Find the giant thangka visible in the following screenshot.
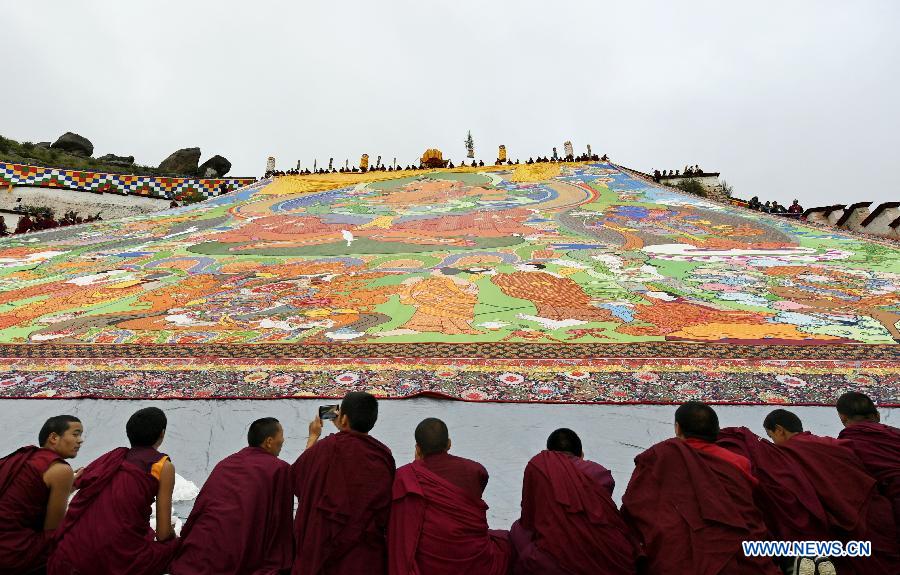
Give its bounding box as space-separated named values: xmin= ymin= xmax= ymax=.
xmin=0 ymin=162 xmax=896 ymax=404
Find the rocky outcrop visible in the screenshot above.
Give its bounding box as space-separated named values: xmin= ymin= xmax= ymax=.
xmin=158 ymin=147 xmax=201 ymax=175
xmin=98 ymin=154 xmax=135 ymax=165
xmin=197 ymin=155 xmax=232 ymax=178
xmin=50 ymin=132 xmax=93 ymax=156
xmin=36 ymin=142 xmax=52 ymax=149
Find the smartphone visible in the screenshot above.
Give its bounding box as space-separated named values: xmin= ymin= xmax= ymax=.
xmin=319 ymin=405 xmax=339 ymax=420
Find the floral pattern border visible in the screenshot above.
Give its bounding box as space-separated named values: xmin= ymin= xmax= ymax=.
xmin=0 ymin=357 xmax=896 ymax=405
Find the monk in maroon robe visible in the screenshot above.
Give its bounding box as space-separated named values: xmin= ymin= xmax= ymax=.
xmin=49 ymin=407 xmax=179 ymax=575
xmin=388 ymin=417 xmax=510 ymax=575
xmin=718 ymin=426 xmax=832 ymax=574
xmin=717 ymin=426 xmax=829 ymax=542
xmin=763 ymin=408 xmax=900 ymax=574
xmin=292 ymin=392 xmax=395 ymax=575
xmin=15 ymin=214 xmax=34 ymax=235
xmin=621 ymin=402 xmax=781 ymax=575
xmin=170 ymin=417 xmax=293 ymax=575
xmin=836 ymin=391 xmax=900 ymax=528
xmin=0 ymin=415 xmax=83 ymax=575
xmin=510 ymin=428 xmax=638 ymax=575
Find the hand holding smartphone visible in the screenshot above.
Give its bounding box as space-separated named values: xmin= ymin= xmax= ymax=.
xmin=319 ymin=405 xmax=339 ymax=421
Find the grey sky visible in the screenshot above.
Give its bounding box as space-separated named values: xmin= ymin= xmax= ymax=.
xmin=3 ymin=0 xmax=898 ymax=206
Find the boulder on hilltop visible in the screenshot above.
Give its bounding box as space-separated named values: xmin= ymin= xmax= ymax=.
xmin=98 ymin=153 xmax=135 ymax=165
xmin=198 ymin=155 xmax=232 ymax=178
xmin=158 ymin=147 xmax=201 ymax=175
xmin=50 ymin=132 xmax=93 ymax=156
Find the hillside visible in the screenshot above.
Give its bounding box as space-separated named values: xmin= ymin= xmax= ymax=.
xmin=0 ymin=134 xmax=187 ymax=177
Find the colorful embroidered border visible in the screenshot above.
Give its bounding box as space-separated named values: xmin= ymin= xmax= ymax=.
xmin=0 ymin=162 xmax=255 ymax=199
xmin=0 ymin=342 xmax=895 ymax=360
xmin=0 ymin=356 xmax=896 ymax=405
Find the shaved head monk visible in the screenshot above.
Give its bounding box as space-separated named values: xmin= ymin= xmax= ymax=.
xmin=621 ymin=402 xmax=781 ymax=574
xmin=292 ymin=391 xmax=395 ymax=575
xmin=510 ymin=428 xmax=638 ymax=575
xmin=763 ymin=408 xmax=900 ymax=574
xmin=835 ymin=392 xmax=900 ymax=529
xmin=388 ymin=418 xmax=510 ymax=575
xmin=170 ymin=417 xmax=293 ymax=575
xmin=49 ymin=407 xmax=179 ymax=575
xmin=0 ymin=415 xmax=83 ymax=575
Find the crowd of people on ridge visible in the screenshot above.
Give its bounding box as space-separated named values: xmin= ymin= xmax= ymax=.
xmin=1 ymin=210 xmax=102 ymax=236
xmin=1 ymin=391 xmax=898 ymax=575
xmin=652 ymin=164 xmax=705 ymax=180
xmin=747 ymin=195 xmax=804 ymax=216
xmin=263 ymin=152 xmax=611 ymax=178
xmin=648 ymin=164 xmax=807 ymax=218
xmin=1 ymin=184 xmax=230 ymax=237
xmin=265 ymin=163 xmax=439 ymax=178
xmin=524 ymin=152 xmax=608 ymax=164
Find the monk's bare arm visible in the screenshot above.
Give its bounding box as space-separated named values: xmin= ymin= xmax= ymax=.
xmin=43 ymin=462 xmax=74 ymax=530
xmin=306 ymin=415 xmax=323 ymax=449
xmin=155 ymin=460 xmax=176 ymax=541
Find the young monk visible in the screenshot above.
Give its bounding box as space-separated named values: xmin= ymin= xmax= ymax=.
xmin=292 ymin=392 xmax=395 ymax=575
xmin=764 ymin=408 xmax=900 ymax=574
xmin=621 ymin=402 xmax=781 ymax=575
xmin=49 ymin=407 xmax=179 ymax=575
xmin=389 ymin=418 xmax=510 ymax=575
xmin=835 ymin=391 xmax=900 ymax=528
xmin=510 ymin=428 xmax=639 ymax=575
xmin=170 ymin=417 xmax=293 ymax=575
xmin=717 ymin=426 xmax=830 ymax=539
xmin=0 ymin=415 xmax=83 ymax=575
xmin=717 ymin=425 xmax=830 ymax=574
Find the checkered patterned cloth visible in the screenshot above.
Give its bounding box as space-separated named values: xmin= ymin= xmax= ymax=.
xmin=0 ymin=162 xmax=255 ymax=199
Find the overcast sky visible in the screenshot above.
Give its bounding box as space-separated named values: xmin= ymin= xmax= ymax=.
xmin=3 ymin=1 xmax=898 ymax=206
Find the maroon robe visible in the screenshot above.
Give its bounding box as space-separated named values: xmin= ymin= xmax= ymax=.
xmin=777 ymin=432 xmax=900 ymax=574
xmin=291 ymin=430 xmax=395 ymax=575
xmin=48 ymin=447 xmax=179 ymax=575
xmin=621 ymin=438 xmax=780 ymax=575
xmin=510 ymin=451 xmax=638 ymax=575
xmin=170 ymin=447 xmax=293 ymax=575
xmin=838 ymin=421 xmax=900 ymax=528
xmin=15 ymin=217 xmax=33 ymax=235
xmin=717 ymin=427 xmax=829 ymax=541
xmin=420 ymin=452 xmax=488 ymax=500
xmin=388 ymin=460 xmax=510 ymax=575
xmin=0 ymin=446 xmax=66 ymax=575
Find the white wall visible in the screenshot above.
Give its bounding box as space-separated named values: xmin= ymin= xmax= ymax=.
xmin=845 ymin=206 xmax=873 ymax=233
xmin=658 ymin=175 xmax=721 ymax=189
xmin=826 ymin=209 xmax=845 ymax=226
xmin=2 ymin=398 xmax=893 ymax=529
xmin=806 ymin=212 xmax=830 ymax=225
xmin=0 ymin=185 xmax=172 ymax=230
xmin=864 ymin=206 xmax=900 ymax=238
